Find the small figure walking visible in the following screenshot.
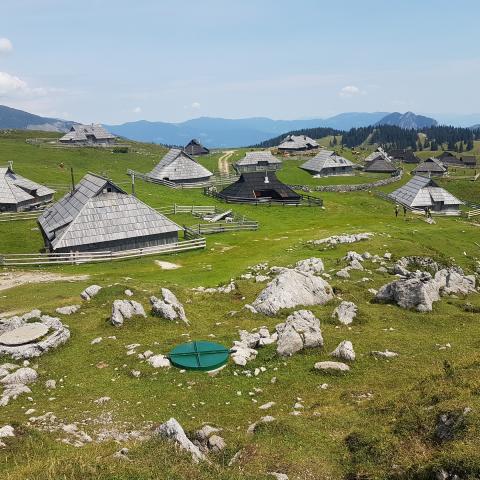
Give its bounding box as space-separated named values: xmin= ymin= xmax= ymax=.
xmin=403 ymin=205 xmax=407 ymax=218
xmin=395 ymin=204 xmax=399 ymax=218
xmin=427 ymin=207 xmax=432 ymax=219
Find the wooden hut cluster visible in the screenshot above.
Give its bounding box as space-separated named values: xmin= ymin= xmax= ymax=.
xmin=59 ymin=124 xmax=116 ymax=145
xmin=0 ymin=165 xmax=55 ymax=212
xmin=38 ymin=173 xmax=182 ymax=253
xmin=388 ymin=149 xmax=420 ymax=164
xmin=389 ymin=175 xmax=462 ymax=215
xmin=301 ymin=150 xmax=357 ymax=177
xmin=277 ymin=134 xmax=318 ymax=152
xmin=435 ymin=151 xmax=477 ymax=168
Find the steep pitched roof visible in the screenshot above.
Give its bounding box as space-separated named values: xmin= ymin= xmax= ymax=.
xmin=389 ymin=175 xmax=462 ymax=208
xmin=0 ymin=166 xmax=55 ymax=206
xmin=38 ymin=173 xmax=125 ymax=242
xmin=460 ymin=155 xmax=477 ymax=165
xmin=278 ymin=135 xmax=318 ymax=150
xmin=364 ymin=156 xmax=397 ymax=173
xmin=59 ymin=124 xmax=115 ymax=142
xmin=301 ymin=150 xmax=355 ymax=174
xmin=364 ymin=147 xmax=392 ymax=164
xmin=184 ymin=139 xmax=209 ymax=155
xmin=149 ymin=148 xmax=213 ymax=182
xmin=235 ymin=151 xmax=282 ymax=167
xmin=218 ymin=171 xmax=300 ymax=201
xmin=413 ymin=158 xmax=446 ymax=174
xmin=50 ymin=192 xmax=182 ymax=251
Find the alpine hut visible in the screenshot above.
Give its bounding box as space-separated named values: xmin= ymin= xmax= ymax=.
xmin=364 ymin=148 xmax=398 ymax=173
xmin=184 ymin=139 xmax=210 ymax=156
xmin=412 ymin=158 xmax=447 ymax=177
xmin=388 ymin=175 xmax=462 ymax=215
xmin=216 ymin=171 xmax=301 ymax=204
xmin=460 ymin=155 xmax=477 ymax=168
xmin=435 ymin=151 xmax=460 ymax=166
xmin=388 ymin=149 xmax=420 ymax=164
xmin=277 ymin=135 xmax=318 ymax=152
xmin=234 ymin=151 xmax=282 ymax=173
xmin=148 ymin=148 xmax=213 ymax=185
xmin=0 ymin=165 xmax=55 ymax=212
xmin=301 ymin=150 xmax=356 ymax=176
xmin=59 ymin=124 xmax=116 ymax=145
xmin=38 ymin=173 xmax=182 ymax=253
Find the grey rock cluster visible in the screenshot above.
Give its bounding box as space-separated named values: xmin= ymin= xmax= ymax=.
xmin=0 ymin=310 xmax=70 ymax=359
xmin=230 ymin=326 xmax=277 ymax=366
xmin=111 ymin=300 xmax=146 ymax=327
xmin=0 ymin=365 xmax=38 ymax=407
xmin=150 ymin=288 xmax=188 ymax=325
xmin=193 ymin=280 xmax=236 ymax=294
xmin=294 ymin=257 xmax=324 ymax=274
xmin=80 ymin=285 xmax=102 ymax=301
xmin=193 ymin=424 xmax=226 ymax=454
xmin=310 ymin=232 xmax=373 ymax=246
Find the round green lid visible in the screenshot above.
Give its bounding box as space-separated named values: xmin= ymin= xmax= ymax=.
xmin=168 ymin=341 xmax=229 ymax=371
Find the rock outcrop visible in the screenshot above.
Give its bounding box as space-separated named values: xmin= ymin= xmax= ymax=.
xmin=294 ymin=257 xmax=324 ymax=275
xmin=110 ymin=300 xmax=146 ymax=327
xmin=252 ymin=269 xmax=333 ymax=316
xmin=276 ymin=310 xmax=323 ymax=357
xmin=151 ymin=288 xmax=188 ymax=325
xmin=332 ymin=301 xmax=358 ymax=325
xmin=331 ymin=340 xmax=355 ymax=361
xmin=314 ymin=361 xmax=350 ymax=373
xmin=310 ymin=233 xmax=373 ymax=246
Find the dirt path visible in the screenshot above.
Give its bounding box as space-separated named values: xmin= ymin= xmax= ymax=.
xmin=0 ymin=271 xmax=90 ymax=292
xmin=218 ymin=150 xmax=234 ymax=175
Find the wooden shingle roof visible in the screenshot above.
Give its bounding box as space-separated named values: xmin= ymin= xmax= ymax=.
xmin=278 ymin=135 xmax=318 ymax=150
xmin=149 ymin=148 xmax=213 ymax=182
xmin=59 ymin=124 xmax=115 ymax=142
xmin=413 ymin=158 xmax=446 ymax=174
xmin=235 ymin=151 xmax=282 ymax=167
xmin=184 ymin=139 xmax=210 ymax=156
xmin=301 ymin=150 xmax=355 ymax=174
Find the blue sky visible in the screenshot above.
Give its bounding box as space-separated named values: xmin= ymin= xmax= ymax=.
xmin=0 ymin=0 xmax=479 ymax=124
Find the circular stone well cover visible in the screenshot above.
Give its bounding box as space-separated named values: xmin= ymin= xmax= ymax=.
xmin=0 ymin=323 xmax=49 ymax=346
xmin=169 ymin=341 xmax=229 ymax=371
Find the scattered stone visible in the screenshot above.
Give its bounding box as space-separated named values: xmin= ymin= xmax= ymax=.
xmin=350 ymin=259 xmax=364 ymax=271
xmin=131 ymin=370 xmax=141 ymax=378
xmin=332 ymin=301 xmax=358 ymax=325
xmin=155 ymin=260 xmax=181 ymax=270
xmin=193 ymin=280 xmax=236 ymax=294
xmin=147 ymin=354 xmax=171 ymax=368
xmin=155 ymin=418 xmax=205 ymax=463
xmin=268 ymin=473 xmax=289 ymax=480
xmin=276 ymin=310 xmax=323 ymax=357
xmin=207 ymin=434 xmax=226 ymax=453
xmin=252 ymin=269 xmax=333 ymax=316
xmin=45 ymin=379 xmax=56 ymax=390
xmin=93 ymin=396 xmax=111 ymax=405
xmin=230 ymin=342 xmax=257 ymax=366
xmin=0 ymin=383 xmax=31 ymax=407
xmin=110 ymin=300 xmax=146 ymax=327
xmin=113 ymin=447 xmax=131 ymax=461
xmin=81 ymin=285 xmax=102 ymax=301
xmin=371 ymin=350 xmax=398 ymax=359
xmin=314 ymin=361 xmax=350 ymax=374
xmin=259 ymin=401 xmax=276 ymax=410
xmin=336 ymin=268 xmax=350 ymax=279
xmin=0 ymin=425 xmax=14 ymax=438
xmin=124 ymin=289 xmax=133 ymax=297
xmin=311 ymin=232 xmax=373 ymax=246
xmin=331 ymin=340 xmax=355 ymax=361
xmin=255 ymin=275 xmax=270 ymax=283
xmin=151 ymin=288 xmax=188 ymax=325
xmin=1 ymin=367 xmax=38 ymax=386
xmin=247 ymin=415 xmax=275 ymax=434
xmin=55 ymin=305 xmax=80 ymax=315
xmin=294 ymin=257 xmax=324 ymax=275
xmin=91 ymin=337 xmax=102 ymax=345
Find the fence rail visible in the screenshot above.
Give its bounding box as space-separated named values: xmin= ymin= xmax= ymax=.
xmin=0 ymin=237 xmax=206 ymax=266
xmin=467 ymin=209 xmax=480 ymax=218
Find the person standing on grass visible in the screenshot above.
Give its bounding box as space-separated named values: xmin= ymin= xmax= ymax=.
xmin=395 ymin=204 xmax=400 ymax=217
xmin=403 ymin=205 xmax=407 ymax=218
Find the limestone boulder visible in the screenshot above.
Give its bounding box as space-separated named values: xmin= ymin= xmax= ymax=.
xmin=111 ymin=300 xmax=146 ymax=327
xmin=331 ymin=340 xmax=355 ymax=361
xmin=332 ymin=301 xmax=358 ymax=325
xmin=294 ymin=257 xmax=324 ymax=275
xmin=81 ymin=285 xmax=102 ymax=301
xmin=151 ymin=289 xmax=188 ymax=325
xmin=314 ymin=361 xmax=350 ymax=373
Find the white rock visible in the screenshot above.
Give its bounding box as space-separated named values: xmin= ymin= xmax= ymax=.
xmin=111 ymin=300 xmax=146 ymax=327
xmin=295 ymin=257 xmax=324 ymax=275
xmin=314 ymin=361 xmax=350 ymax=373
xmin=124 ymin=289 xmax=133 ymax=297
xmin=45 ymin=379 xmax=56 ymax=390
xmin=81 ymin=285 xmax=102 ymax=301
xmin=332 ymin=301 xmax=358 ymax=325
xmin=151 ymin=289 xmax=188 ymax=325
xmin=268 ymin=472 xmax=289 ymax=480
xmin=336 ymin=269 xmax=350 ymax=279
xmin=91 ymin=337 xmax=102 ymax=345
xmin=147 ymin=354 xmax=171 ymax=368
xmin=331 ymin=340 xmax=355 ymax=361
xmin=1 ymin=367 xmax=38 ymax=386
xmin=311 ymin=233 xmax=373 ymax=246
xmin=371 ymin=350 xmax=398 ymax=359
xmin=155 ymin=418 xmax=205 ymax=463
xmin=94 ymin=396 xmax=111 ymax=404
xmin=55 ymin=305 xmax=80 ymax=315
xmin=246 ymin=415 xmax=275 ymax=434
xmin=252 ymin=269 xmax=333 ymax=316
xmin=0 ymin=425 xmax=14 ymax=438
xmin=259 ymin=401 xmax=276 ymax=410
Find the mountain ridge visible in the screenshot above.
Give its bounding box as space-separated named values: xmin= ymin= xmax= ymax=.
xmin=0 ymin=105 xmax=75 ymax=132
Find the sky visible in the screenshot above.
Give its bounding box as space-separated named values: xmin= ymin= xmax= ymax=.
xmin=1 ymin=0 xmax=479 ymax=124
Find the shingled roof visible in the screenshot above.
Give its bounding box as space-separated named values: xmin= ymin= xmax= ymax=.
xmin=389 ymin=175 xmax=462 ymax=209
xmin=59 ymin=124 xmax=115 ymax=143
xmin=413 ymin=158 xmax=447 ymax=175
xmin=184 ymin=139 xmax=210 ymax=156
xmin=364 ymin=147 xmax=392 ymax=164
xmin=235 ymin=151 xmax=282 ymax=170
xmin=364 ymin=156 xmax=398 ymax=173
xmin=218 ymin=171 xmax=301 ymax=202
xmin=301 ymin=150 xmax=356 ymax=174
xmin=0 ymin=166 xmax=55 ymax=209
xmin=278 ymin=135 xmax=318 ymax=151
xmin=38 ymin=173 xmax=182 ymax=251
xmin=149 ymin=148 xmax=213 ymax=183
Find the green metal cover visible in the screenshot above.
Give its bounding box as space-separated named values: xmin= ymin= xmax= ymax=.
xmin=168 ymin=341 xmax=229 ymax=371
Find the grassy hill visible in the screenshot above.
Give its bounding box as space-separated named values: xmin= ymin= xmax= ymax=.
xmin=1 ymin=131 xmax=480 ymax=480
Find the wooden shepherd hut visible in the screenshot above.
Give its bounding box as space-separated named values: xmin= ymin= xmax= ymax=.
xmin=413 ymin=158 xmax=447 ymax=177
xmin=234 ymin=151 xmax=282 ymax=173
xmin=184 ymin=139 xmax=210 ymax=156
xmin=0 ymin=165 xmax=55 ymax=212
xmin=38 ymin=173 xmax=182 ymax=253
xmin=301 ymin=150 xmax=357 ymax=176
xmin=277 ymin=135 xmax=318 ymax=152
xmin=59 ymin=124 xmax=116 ymax=145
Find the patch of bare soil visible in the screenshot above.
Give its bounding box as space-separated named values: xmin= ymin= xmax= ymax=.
xmin=0 ymin=271 xmax=90 ymax=292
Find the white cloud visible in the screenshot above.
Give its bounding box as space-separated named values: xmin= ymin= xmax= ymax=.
xmin=132 ymin=106 xmax=142 ymax=113
xmin=0 ymin=71 xmax=48 ymax=98
xmin=0 ymin=38 xmax=13 ymax=54
xmin=191 ymin=101 xmax=201 ymax=109
xmin=339 ymin=85 xmax=365 ymax=97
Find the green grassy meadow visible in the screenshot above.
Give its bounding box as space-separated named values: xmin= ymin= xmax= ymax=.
xmin=0 ymin=132 xmax=480 ymax=479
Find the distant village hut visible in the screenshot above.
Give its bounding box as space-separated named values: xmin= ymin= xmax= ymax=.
xmin=460 ymin=155 xmax=477 ymax=168
xmin=300 ymin=150 xmax=357 ymax=176
xmin=234 ymin=151 xmax=282 ymax=173
xmin=277 ymin=135 xmax=318 ymax=152
xmin=413 ymin=158 xmax=447 ymax=177
xmin=217 ymin=171 xmax=301 ymax=204
xmin=148 ymin=148 xmax=213 ymax=185
xmin=364 ymin=148 xmax=398 ymax=174
xmin=435 ymin=151 xmax=460 ymax=166
xmin=388 ymin=149 xmax=420 ymax=164
xmin=388 ymin=175 xmax=463 ymax=215
xmin=38 ymin=173 xmax=182 ymax=253
xmin=0 ymin=165 xmax=55 ymax=212
xmin=59 ymin=124 xmax=116 ymax=146
xmin=184 ymin=139 xmax=210 ymax=156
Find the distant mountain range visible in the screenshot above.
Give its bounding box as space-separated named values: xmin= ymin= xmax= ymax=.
xmin=0 ymin=105 xmax=75 ymax=132
xmin=375 ymin=111 xmax=437 ymax=129
xmin=0 ymin=104 xmax=477 ymax=147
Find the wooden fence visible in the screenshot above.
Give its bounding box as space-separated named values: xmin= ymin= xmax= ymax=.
xmin=467 ymin=208 xmax=480 ymax=218
xmin=0 ymin=237 xmax=206 ymax=267
xmin=128 ymin=170 xmax=239 ymax=190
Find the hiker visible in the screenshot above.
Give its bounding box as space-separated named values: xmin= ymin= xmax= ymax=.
xmin=395 ymin=204 xmax=399 ymax=217
xmin=403 ymin=206 xmax=407 ymax=217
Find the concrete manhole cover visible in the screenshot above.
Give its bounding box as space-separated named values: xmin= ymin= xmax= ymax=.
xmin=0 ymin=323 xmax=49 ymax=346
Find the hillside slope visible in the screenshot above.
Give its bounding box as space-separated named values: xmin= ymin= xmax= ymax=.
xmin=376 ymin=111 xmax=437 ymax=129
xmin=0 ymin=105 xmax=75 ymax=132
